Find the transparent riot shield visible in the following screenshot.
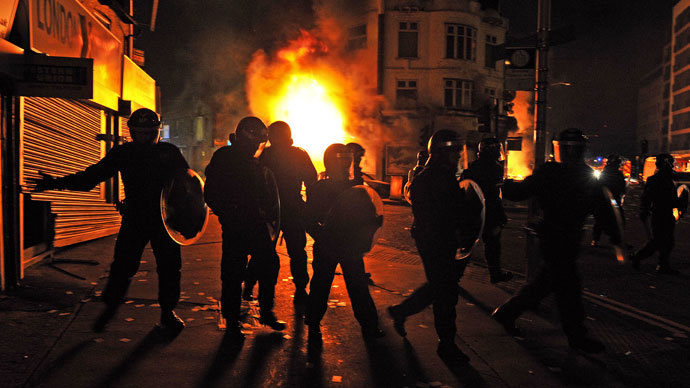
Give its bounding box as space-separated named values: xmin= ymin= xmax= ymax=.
xmin=322 ymin=185 xmax=384 ymax=255
xmin=160 ymin=169 xmax=209 ymax=245
xmin=457 ymin=179 xmax=486 ymax=260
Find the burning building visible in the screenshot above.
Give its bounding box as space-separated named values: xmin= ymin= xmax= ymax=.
xmin=243 ymin=0 xmax=510 ymax=182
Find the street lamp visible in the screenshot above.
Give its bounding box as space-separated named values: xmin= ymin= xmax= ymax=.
xmin=551 ymin=81 xmax=571 ymax=86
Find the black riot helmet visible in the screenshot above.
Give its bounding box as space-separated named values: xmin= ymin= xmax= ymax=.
xmin=323 ymin=143 xmax=353 ymax=180
xmin=605 ymin=153 xmax=622 ymax=170
xmin=267 ymin=121 xmax=293 ymax=147
xmin=553 ymin=128 xmax=587 ymax=164
xmin=655 ymin=153 xmax=675 ymax=172
xmin=231 ymin=116 xmax=268 ymax=151
xmin=346 ymin=142 xmax=365 ymax=162
xmin=478 ymin=136 xmax=503 ymax=161
xmin=427 ymin=129 xmax=462 ymax=172
xmin=128 ymin=108 xmax=161 ymax=145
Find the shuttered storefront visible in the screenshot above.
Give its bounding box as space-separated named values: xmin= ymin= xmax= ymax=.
xmin=23 ymin=97 xmax=121 ymax=248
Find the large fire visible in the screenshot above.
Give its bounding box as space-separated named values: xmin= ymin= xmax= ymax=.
xmin=246 ymin=31 xmax=353 ymax=171
xmin=506 ymin=91 xmax=534 ymax=180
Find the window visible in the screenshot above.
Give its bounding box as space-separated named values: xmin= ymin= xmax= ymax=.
xmin=161 ymin=124 xmax=170 ymax=139
xmin=396 ymin=80 xmax=418 ymax=109
xmin=485 ymin=87 xmax=496 ymax=97
xmin=485 ymin=34 xmax=498 ymax=68
xmin=446 ymin=24 xmax=476 ymax=60
xmin=398 ymin=22 xmax=418 ymax=58
xmin=444 ymin=79 xmax=473 ymax=109
xmin=347 ymin=24 xmax=367 ymax=51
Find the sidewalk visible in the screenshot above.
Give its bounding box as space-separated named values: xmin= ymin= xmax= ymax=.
xmin=2 ymin=215 xmax=624 ymax=388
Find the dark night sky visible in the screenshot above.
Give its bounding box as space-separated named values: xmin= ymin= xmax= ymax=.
xmin=137 ymin=0 xmax=677 ymax=157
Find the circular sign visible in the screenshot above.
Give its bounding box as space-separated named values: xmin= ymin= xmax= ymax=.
xmin=511 ymin=49 xmax=531 ymax=67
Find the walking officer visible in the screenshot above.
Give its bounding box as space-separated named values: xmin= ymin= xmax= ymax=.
xmin=387 ymin=129 xmax=472 ymax=363
xmin=33 ymin=108 xmax=188 ymax=333
xmin=244 ymin=121 xmax=317 ymax=303
xmin=591 ymin=153 xmax=627 ymax=246
xmin=491 ymin=128 xmax=617 ymax=354
xmin=204 ymin=117 xmax=286 ymax=341
xmin=630 ymin=153 xmax=680 ymax=274
xmin=305 ymin=143 xmax=384 ymax=344
xmin=460 ymin=136 xmax=513 ymax=283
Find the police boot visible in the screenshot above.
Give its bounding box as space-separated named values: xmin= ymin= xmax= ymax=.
xmin=491 ymin=304 xmax=522 ymax=337
xmin=259 ymin=312 xmax=287 ymax=331
xmin=568 ymin=333 xmax=605 ymax=354
xmin=387 ymin=305 xmax=407 ymax=337
xmin=159 ymin=309 xmax=185 ymax=333
xmin=92 ymin=305 xmax=118 ymax=333
xmin=490 ymin=270 xmax=514 ymax=284
xmin=436 ymin=341 xmax=470 ymax=363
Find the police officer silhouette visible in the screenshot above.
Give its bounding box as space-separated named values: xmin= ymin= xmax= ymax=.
xmin=204 ymin=117 xmax=286 ymax=341
xmin=591 ymin=153 xmax=627 ymax=246
xmin=34 ymin=108 xmax=189 ymax=333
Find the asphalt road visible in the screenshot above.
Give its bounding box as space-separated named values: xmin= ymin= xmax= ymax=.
xmin=376 ymin=184 xmax=690 ymax=387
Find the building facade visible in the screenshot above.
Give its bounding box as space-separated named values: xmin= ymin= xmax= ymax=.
xmin=340 ymin=0 xmax=508 ymax=176
xmin=637 ymin=65 xmax=665 ymax=156
xmin=670 ymin=0 xmax=690 ymax=156
xmin=1 ymin=0 xmax=159 ymax=289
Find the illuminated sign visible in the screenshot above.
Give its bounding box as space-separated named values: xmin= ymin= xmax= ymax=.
xmin=8 ymin=53 xmax=94 ymax=98
xmin=0 ymin=0 xmax=19 ymax=39
xmin=122 ymin=56 xmax=155 ymax=111
xmin=29 ymin=0 xmax=122 ymax=109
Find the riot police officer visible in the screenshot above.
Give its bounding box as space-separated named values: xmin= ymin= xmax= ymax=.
xmin=491 ymin=128 xmax=616 ymax=354
xmin=591 ymin=153 xmax=627 ymax=246
xmin=204 ymin=117 xmax=286 ymax=340
xmin=387 ymin=129 xmax=471 ymax=363
xmin=631 ymin=153 xmax=679 ymax=274
xmin=408 ymin=150 xmax=428 ymax=184
xmin=33 ymin=108 xmax=188 ymax=333
xmin=245 ymin=121 xmax=317 ymax=303
xmin=305 ymin=143 xmax=384 ymax=343
xmin=460 ymin=137 xmax=513 ymax=283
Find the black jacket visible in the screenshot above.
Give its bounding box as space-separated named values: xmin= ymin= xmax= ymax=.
xmin=641 ymin=171 xmax=678 ymax=220
xmin=260 ymin=145 xmax=317 ymax=219
xmin=54 ymin=141 xmax=188 ymax=214
xmin=461 ymin=157 xmax=507 ymax=228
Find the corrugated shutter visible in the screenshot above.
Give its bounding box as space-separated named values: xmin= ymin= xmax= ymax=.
xmin=23 ymin=97 xmax=121 ymax=247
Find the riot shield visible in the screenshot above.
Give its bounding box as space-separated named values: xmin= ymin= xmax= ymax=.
xmin=600 ymin=186 xmax=626 ymax=262
xmin=321 ymin=185 xmax=384 ymax=255
xmin=403 ymin=181 xmax=412 ymax=204
xmin=261 ymin=167 xmax=281 ymax=246
xmin=677 ymin=184 xmax=688 ymax=221
xmin=160 ymin=169 xmax=209 ymax=245
xmin=457 ymin=179 xmax=486 ymax=260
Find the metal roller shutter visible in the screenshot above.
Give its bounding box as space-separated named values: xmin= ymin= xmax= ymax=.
xmin=23 ymin=97 xmax=121 ymax=247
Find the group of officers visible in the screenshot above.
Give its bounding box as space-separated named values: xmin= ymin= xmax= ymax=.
xmin=32 ymin=107 xmax=683 ymax=365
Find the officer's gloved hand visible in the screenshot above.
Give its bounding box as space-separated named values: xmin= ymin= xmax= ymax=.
xmin=33 ymin=172 xmax=57 ymax=192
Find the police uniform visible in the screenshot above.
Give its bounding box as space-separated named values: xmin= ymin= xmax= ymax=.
xmin=592 ymin=164 xmax=626 ymax=244
xmin=493 ymin=161 xmax=610 ymax=349
xmin=632 ymin=168 xmax=678 ymax=272
xmin=259 ymin=145 xmax=317 ymax=293
xmin=461 ymin=156 xmax=509 ymax=280
xmin=51 ymin=141 xmax=188 ymax=312
xmin=304 ymin=177 xmax=381 ymax=337
xmin=391 ymin=159 xmax=469 ymax=346
xmin=204 ymin=144 xmax=280 ymax=325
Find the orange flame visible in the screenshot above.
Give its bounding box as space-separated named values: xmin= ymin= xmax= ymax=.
xmin=506 ymin=91 xmax=534 ymax=180
xmin=246 ymin=31 xmax=351 ymax=171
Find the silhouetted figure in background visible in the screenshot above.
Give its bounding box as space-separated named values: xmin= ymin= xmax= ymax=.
xmin=591 ymin=153 xmax=627 ymax=246
xmin=305 ymin=144 xmax=384 ymax=344
xmin=346 ymin=142 xmax=367 ymax=185
xmin=491 ymin=128 xmax=616 ymax=354
xmin=242 ymin=121 xmax=317 ymax=303
xmin=387 ymin=129 xmax=472 ymax=363
xmin=204 ymin=117 xmax=286 ymax=341
xmin=461 ymin=137 xmax=513 ymax=284
xmin=631 ymin=153 xmax=679 ymax=275
xmin=408 ymin=150 xmax=429 ymax=183
xmin=34 ymin=108 xmax=188 ymax=334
